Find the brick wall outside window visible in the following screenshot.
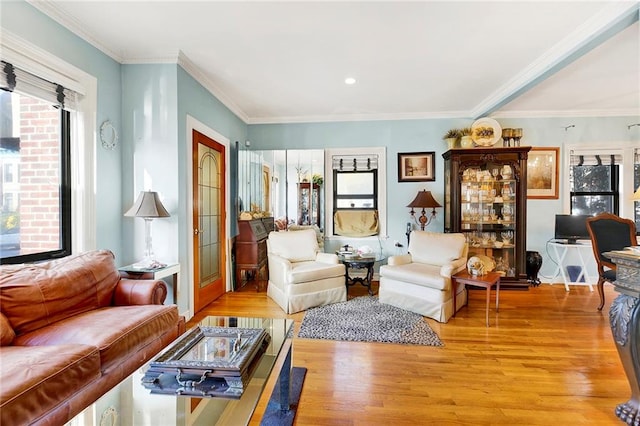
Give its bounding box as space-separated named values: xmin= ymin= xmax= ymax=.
xmin=18 ymin=96 xmax=61 ymax=252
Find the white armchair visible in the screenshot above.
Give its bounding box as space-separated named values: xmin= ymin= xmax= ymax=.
xmin=267 ymin=229 xmax=347 ymax=314
xmin=379 ymin=231 xmax=468 ymax=323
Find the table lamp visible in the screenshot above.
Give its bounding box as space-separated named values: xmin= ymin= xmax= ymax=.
xmin=407 ymin=190 xmax=441 ymax=231
xmin=125 ymin=191 xmax=170 ymax=268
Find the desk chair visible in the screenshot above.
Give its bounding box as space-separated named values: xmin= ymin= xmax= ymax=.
xmin=586 ymin=213 xmax=637 ymax=310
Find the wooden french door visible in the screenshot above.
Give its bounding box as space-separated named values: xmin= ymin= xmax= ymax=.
xmin=192 ymin=130 xmax=226 ymax=313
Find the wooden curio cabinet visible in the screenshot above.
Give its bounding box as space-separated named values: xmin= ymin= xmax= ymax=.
xmin=297 ymin=183 xmax=320 ymax=227
xmin=443 ymin=147 xmax=531 ymax=287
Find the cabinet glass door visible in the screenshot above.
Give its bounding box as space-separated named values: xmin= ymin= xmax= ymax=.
xmin=460 ymin=162 xmax=517 ymax=278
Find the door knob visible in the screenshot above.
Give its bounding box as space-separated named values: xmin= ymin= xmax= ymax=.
xmin=194 ymin=228 xmax=199 ymax=235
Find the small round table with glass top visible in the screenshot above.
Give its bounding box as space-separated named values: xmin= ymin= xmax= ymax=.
xmin=337 ymin=254 xmax=385 ymax=296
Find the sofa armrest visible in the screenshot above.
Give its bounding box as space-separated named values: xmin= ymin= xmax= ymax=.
xmin=113 ymin=278 xmax=167 ymax=306
xmin=316 ymin=252 xmax=339 ymax=264
xmin=387 ymin=254 xmax=412 ymax=266
xmin=440 ymin=256 xmax=468 ymax=278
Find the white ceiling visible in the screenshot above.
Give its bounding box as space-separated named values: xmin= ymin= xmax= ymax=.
xmin=28 ymin=0 xmax=640 ymax=124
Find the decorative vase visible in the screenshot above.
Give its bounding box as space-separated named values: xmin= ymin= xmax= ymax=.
xmin=460 ymin=135 xmax=474 ymax=148
xmin=526 ymin=251 xmax=543 ymax=286
xmin=445 ymin=138 xmax=457 ymax=150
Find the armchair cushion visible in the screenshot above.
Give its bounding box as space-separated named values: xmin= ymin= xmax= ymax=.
xmin=380 ymin=263 xmax=448 ymax=290
xmin=409 ymin=231 xmax=466 ymax=266
xmin=268 ymin=229 xmax=318 ymax=262
xmin=288 ymin=261 xmax=346 ymax=284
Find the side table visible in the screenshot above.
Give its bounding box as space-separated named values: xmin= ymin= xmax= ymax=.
xmin=452 ymin=271 xmax=501 ymax=327
xmin=119 ymin=263 xmax=180 ymax=305
xmin=337 ymin=254 xmax=385 ymax=296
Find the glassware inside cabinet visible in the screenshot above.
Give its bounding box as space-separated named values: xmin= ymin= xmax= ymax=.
xmin=461 ymin=162 xmax=518 ymax=277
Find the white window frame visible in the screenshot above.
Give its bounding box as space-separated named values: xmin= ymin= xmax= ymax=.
xmin=324 ymin=147 xmax=387 ymax=239
xmin=564 ymin=142 xmax=636 ymax=219
xmin=1 ymin=30 xmax=98 ymax=254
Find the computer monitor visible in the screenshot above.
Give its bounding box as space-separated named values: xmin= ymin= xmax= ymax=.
xmin=554 ymin=214 xmax=592 ymax=244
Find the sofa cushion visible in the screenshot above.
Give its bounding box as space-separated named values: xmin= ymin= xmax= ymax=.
xmin=13 ymin=305 xmax=179 ymax=375
xmin=380 ymin=263 xmax=449 ymax=290
xmin=0 ymin=250 xmax=121 ymax=336
xmin=268 ymin=229 xmax=319 ymax=262
xmin=287 ymin=261 xmax=346 ymax=284
xmin=0 ymin=313 xmax=15 ymax=346
xmin=409 ymin=231 xmax=466 ymax=266
xmin=0 ymin=344 xmax=101 ymax=426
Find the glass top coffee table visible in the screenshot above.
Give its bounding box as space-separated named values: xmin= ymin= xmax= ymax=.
xmin=337 ymin=254 xmax=386 ymax=295
xmin=68 ymin=316 xmax=294 ymax=426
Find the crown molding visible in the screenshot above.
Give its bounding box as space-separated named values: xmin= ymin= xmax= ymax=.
xmin=493 ymin=108 xmax=640 ymax=119
xmin=26 ymin=0 xmax=124 ymax=62
xmin=176 ymin=52 xmax=249 ymax=123
xmin=246 ymin=110 xmax=471 ymax=125
xmin=470 ymin=1 xmax=640 ymax=119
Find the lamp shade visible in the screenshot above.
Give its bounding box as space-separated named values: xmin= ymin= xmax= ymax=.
xmin=633 ymin=187 xmax=640 ymax=201
xmin=407 ymin=190 xmax=442 ymax=208
xmin=125 ymin=191 xmax=170 ymax=218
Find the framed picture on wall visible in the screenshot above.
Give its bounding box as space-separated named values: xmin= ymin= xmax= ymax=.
xmin=527 ymin=147 xmax=560 ymax=199
xmin=398 ymin=152 xmax=435 ymax=182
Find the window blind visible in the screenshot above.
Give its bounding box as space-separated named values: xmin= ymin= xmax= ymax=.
xmin=1 ymin=61 xmax=79 ymax=110
xmin=569 ymin=149 xmax=623 ymax=167
xmin=332 ymin=154 xmax=379 ymax=171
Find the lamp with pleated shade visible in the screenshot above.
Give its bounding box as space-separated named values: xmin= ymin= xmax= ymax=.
xmin=125 ymin=191 xmax=170 ymax=268
xmin=407 ymin=190 xmax=442 ymax=231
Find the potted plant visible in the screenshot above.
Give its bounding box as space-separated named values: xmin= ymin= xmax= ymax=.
xmin=312 ymin=174 xmax=324 ymax=186
xmin=460 ymin=127 xmax=474 ymax=148
xmin=442 ymin=129 xmax=460 ymax=150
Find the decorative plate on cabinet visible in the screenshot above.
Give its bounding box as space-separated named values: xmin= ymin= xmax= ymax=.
xmin=471 ymin=117 xmax=502 ymax=147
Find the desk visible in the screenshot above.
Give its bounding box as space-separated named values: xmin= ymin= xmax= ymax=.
xmin=548 ymin=241 xmax=596 ymax=291
xmin=119 ymin=263 xmax=180 ymax=305
xmin=338 ymin=254 xmax=385 ymax=296
xmin=452 ymin=271 xmax=501 ymax=327
xmin=604 ymin=250 xmax=640 ymax=426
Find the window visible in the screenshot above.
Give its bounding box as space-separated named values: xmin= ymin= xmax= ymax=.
xmin=570 ymin=155 xmax=620 ymax=216
xmin=567 ymin=146 xmax=638 ymax=235
xmin=1 ymin=62 xmax=73 ymax=263
xmin=325 ymin=147 xmax=387 ymax=238
xmin=334 ymin=170 xmax=378 ymax=210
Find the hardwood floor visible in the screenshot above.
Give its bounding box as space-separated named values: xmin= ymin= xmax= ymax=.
xmin=188 ymin=282 xmax=628 ymax=425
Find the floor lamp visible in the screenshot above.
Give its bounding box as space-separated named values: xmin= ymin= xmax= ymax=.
xmin=125 ymin=191 xmax=170 ymax=269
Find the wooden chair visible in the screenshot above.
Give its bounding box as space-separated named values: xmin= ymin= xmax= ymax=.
xmin=586 ymin=213 xmax=637 ymax=310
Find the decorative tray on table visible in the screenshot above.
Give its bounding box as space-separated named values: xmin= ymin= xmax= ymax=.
xmin=141 ymin=326 xmax=271 ymax=399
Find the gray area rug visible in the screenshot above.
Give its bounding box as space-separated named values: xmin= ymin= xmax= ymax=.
xmin=297 ymin=296 xmax=443 ymax=346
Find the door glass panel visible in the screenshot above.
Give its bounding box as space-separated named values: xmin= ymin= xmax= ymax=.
xmin=198 ymin=144 xmax=221 ymax=289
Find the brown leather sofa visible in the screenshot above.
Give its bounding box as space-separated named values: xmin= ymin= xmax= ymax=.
xmin=0 ymin=250 xmax=186 ymax=426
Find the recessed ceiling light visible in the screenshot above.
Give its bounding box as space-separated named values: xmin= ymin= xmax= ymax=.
xmin=344 ymin=77 xmax=356 ymax=85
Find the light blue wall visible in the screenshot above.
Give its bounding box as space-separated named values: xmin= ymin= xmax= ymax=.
xmin=121 ymin=64 xmax=179 ymax=268
xmin=176 ymin=66 xmax=247 ymax=240
xmin=248 ymin=116 xmax=640 ymax=278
